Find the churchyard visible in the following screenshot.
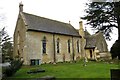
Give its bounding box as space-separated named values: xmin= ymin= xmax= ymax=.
xmin=8 ymin=60 xmax=118 ymax=79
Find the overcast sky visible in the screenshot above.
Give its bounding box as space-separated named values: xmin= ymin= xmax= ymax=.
xmin=0 ymin=0 xmax=118 ymax=50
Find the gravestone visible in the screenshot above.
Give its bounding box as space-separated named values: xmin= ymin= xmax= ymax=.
xmin=111 ymin=69 xmax=120 ymax=80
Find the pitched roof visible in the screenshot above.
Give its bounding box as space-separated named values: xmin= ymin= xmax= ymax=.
xmin=94 ymin=32 xmax=108 ymax=52
xmin=22 ymin=12 xmax=80 ymax=37
xmin=84 ymin=30 xmax=91 ymax=37
xmin=85 ymin=36 xmax=96 ymax=49
xmin=84 ymin=30 xmax=95 ymax=49
xmin=85 ymin=31 xmax=108 ymax=51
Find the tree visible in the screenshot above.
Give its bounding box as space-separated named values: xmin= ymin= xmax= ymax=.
xmin=2 ymin=41 xmax=13 ymax=62
xmin=0 ymin=27 xmax=13 ymax=63
xmin=81 ymin=1 xmax=120 ymax=59
xmin=110 ymin=40 xmax=120 ymax=59
xmin=0 ymin=29 xmax=23 ymax=79
xmin=82 ymin=2 xmax=120 ymax=40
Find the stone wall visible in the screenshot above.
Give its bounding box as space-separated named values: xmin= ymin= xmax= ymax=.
xmin=14 ymin=14 xmax=83 ymax=65
xmin=24 ymin=31 xmax=82 ymax=65
xmin=13 ymin=13 xmax=27 ymax=61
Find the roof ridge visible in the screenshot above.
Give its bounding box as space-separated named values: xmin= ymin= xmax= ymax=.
xmin=22 ymin=12 xmax=80 ymax=37
xmin=22 ymin=12 xmax=70 ymax=25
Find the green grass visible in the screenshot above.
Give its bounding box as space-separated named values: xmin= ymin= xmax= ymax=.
xmin=9 ymin=61 xmax=118 ymax=78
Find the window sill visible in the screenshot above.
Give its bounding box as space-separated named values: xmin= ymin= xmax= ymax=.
xmin=42 ymin=53 xmax=47 ymax=55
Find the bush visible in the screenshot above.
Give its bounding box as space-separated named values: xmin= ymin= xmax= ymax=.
xmin=110 ymin=40 xmax=120 ymax=60
xmin=3 ymin=59 xmax=23 ymax=77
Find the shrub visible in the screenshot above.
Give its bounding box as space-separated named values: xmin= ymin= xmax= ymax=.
xmin=3 ymin=59 xmax=23 ymax=77
xmin=110 ymin=40 xmax=120 ymax=60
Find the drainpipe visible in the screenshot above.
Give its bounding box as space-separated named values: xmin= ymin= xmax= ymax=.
xmin=53 ymin=34 xmax=56 ymax=63
xmin=72 ymin=36 xmax=74 ymax=61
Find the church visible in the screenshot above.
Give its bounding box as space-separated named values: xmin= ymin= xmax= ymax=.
xmin=13 ymin=3 xmax=108 ymax=65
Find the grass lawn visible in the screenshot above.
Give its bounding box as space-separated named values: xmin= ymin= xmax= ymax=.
xmin=9 ymin=61 xmax=118 ymax=79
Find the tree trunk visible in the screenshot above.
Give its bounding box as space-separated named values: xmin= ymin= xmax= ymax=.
xmin=117 ymin=17 xmax=120 ymax=40
xmin=114 ymin=2 xmax=120 ymax=40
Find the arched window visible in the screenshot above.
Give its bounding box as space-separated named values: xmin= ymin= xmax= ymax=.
xmin=77 ymin=40 xmax=79 ymax=53
xmin=68 ymin=39 xmax=71 ymax=53
xmin=90 ymin=50 xmax=92 ymax=58
xmin=42 ymin=36 xmax=46 ymax=54
xmin=56 ymin=38 xmax=60 ymax=53
xmin=18 ymin=50 xmax=20 ymax=56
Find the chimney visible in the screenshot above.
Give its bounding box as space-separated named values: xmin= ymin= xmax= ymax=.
xmin=79 ymin=21 xmax=83 ymax=29
xmin=19 ymin=2 xmax=23 ymax=12
xmin=79 ymin=21 xmax=84 ymax=37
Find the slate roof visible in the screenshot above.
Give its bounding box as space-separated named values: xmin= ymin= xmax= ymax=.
xmin=84 ymin=30 xmax=91 ymax=37
xmin=85 ymin=31 xmax=108 ymax=52
xmin=85 ymin=31 xmax=101 ymax=49
xmin=84 ymin=30 xmax=96 ymax=48
xmin=22 ymin=12 xmax=80 ymax=37
xmin=85 ymin=36 xmax=96 ymax=49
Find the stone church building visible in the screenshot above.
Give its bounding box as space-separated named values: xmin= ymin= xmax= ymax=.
xmin=13 ymin=3 xmax=108 ymax=65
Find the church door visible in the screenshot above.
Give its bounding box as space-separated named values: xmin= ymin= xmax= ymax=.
xmin=90 ymin=50 xmax=92 ymax=58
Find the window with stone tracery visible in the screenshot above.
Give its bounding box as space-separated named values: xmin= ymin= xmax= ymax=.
xmin=42 ymin=36 xmax=46 ymax=54
xmin=68 ymin=39 xmax=70 ymax=53
xmin=77 ymin=40 xmax=79 ymax=53
xmin=56 ymin=38 xmax=60 ymax=53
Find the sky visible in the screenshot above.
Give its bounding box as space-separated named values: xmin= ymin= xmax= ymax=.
xmin=0 ymin=0 xmax=118 ymax=50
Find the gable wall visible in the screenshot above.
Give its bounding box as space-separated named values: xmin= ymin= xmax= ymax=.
xmin=95 ymin=34 xmax=108 ymax=52
xmin=13 ymin=14 xmax=27 ymax=61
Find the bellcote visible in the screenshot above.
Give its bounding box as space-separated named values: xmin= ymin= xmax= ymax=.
xmin=19 ymin=2 xmax=23 ymax=12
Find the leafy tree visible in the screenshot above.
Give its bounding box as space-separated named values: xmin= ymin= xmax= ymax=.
xmin=2 ymin=41 xmax=13 ymax=62
xmin=82 ymin=1 xmax=120 ymax=59
xmin=81 ymin=2 xmax=120 ymax=40
xmin=0 ymin=27 xmax=13 ymax=63
xmin=0 ymin=29 xmax=23 ymax=79
xmin=110 ymin=40 xmax=120 ymax=59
